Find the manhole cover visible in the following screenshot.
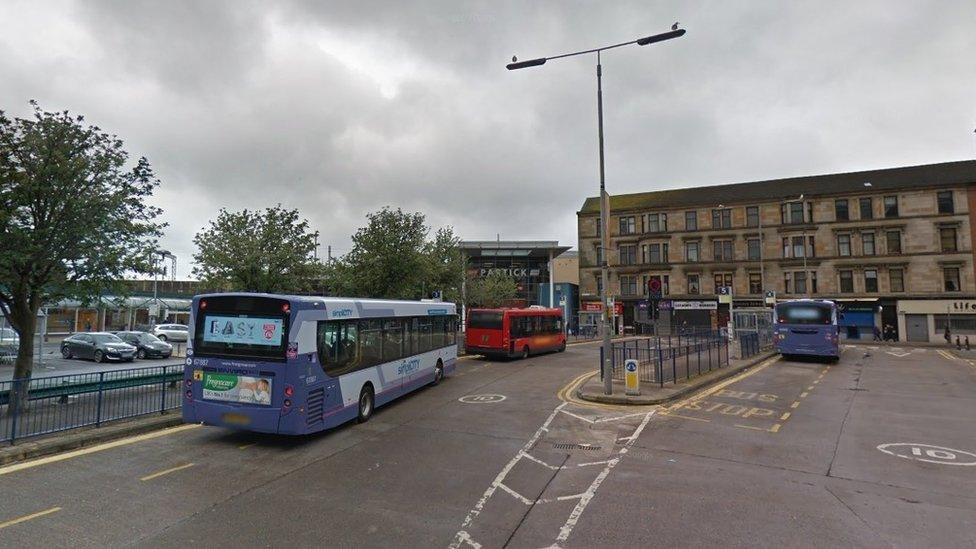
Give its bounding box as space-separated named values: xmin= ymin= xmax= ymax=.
xmin=553 ymin=443 xmax=602 ymax=451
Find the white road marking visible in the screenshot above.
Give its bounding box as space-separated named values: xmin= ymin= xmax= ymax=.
xmin=449 ymin=403 xmax=566 ymax=549
xmin=450 ymin=403 xmax=655 ymax=549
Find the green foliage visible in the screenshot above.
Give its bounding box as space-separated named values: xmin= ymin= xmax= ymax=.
xmin=324 ymin=207 xmax=464 ymax=301
xmin=192 ymin=205 xmax=324 ymax=293
xmin=0 ymin=101 xmax=164 ymax=384
xmin=465 ymin=269 xmax=517 ymax=308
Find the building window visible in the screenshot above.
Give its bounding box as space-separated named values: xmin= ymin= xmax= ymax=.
xmin=784 ymin=272 xmax=792 ymax=294
xmin=795 ymin=271 xmax=809 ymax=295
xmin=937 ymin=190 xmax=954 ymax=214
xmin=620 ymin=275 xmax=638 ymax=296
xmin=792 ymin=236 xmax=805 ymax=258
xmin=619 ymin=244 xmax=637 ymax=265
xmin=711 ymin=208 xmax=732 ymax=229
xmin=646 ymin=213 xmax=667 ymax=233
xmin=886 ymin=230 xmax=901 ymax=254
xmin=862 ymin=232 xmax=875 ymax=256
xmin=940 ymin=227 xmax=957 ymax=252
xmin=835 ymin=199 xmax=849 ymax=221
xmin=889 ymin=268 xmax=904 ymax=292
xmin=713 ymin=273 xmax=733 ymax=294
xmin=746 ymin=206 xmax=760 ymax=228
xmin=781 ymin=201 xmax=805 ymax=224
xmin=648 ymin=242 xmax=669 ymax=264
xmin=884 ymin=196 xmax=898 ymax=218
xmin=649 ymin=274 xmax=670 ymax=296
xmin=619 ymin=216 xmax=636 ymax=235
xmin=596 ymin=275 xmax=603 ymax=295
xmin=685 ymin=211 xmax=697 ymax=231
xmin=713 ymin=239 xmax=733 ymax=261
xmin=747 ymin=238 xmax=761 ymax=261
xmin=687 ymin=274 xmax=700 ymax=295
xmin=837 ymin=234 xmax=851 ymax=257
xmin=686 ymin=241 xmax=700 ymax=262
xmin=811 ymin=271 xmax=818 ymax=293
xmin=944 ymin=267 xmax=961 ymax=292
xmin=839 ymin=270 xmax=854 ymax=293
xmin=749 ymin=273 xmax=762 ymax=294
xmin=859 ymin=197 xmax=873 ymax=219
xmin=595 ymin=244 xmax=603 ymax=265
xmin=864 ymin=269 xmax=878 ymax=292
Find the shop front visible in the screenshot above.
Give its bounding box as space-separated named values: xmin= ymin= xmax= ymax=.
xmin=897 ymin=299 xmax=976 ymax=344
xmin=670 ymin=300 xmax=718 ymax=330
xmin=579 ymin=300 xmax=624 ymax=336
xmin=835 ymin=299 xmax=881 ymax=340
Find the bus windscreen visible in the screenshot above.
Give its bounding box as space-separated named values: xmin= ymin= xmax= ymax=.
xmin=777 ymin=305 xmax=833 ymax=325
xmin=469 ymin=311 xmax=503 ymax=330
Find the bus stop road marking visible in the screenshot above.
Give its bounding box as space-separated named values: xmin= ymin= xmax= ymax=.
xmin=0 ymin=507 xmax=61 ymax=531
xmin=140 ymin=462 xmax=195 ymax=481
xmin=238 ymin=442 xmax=257 ymax=450
xmin=0 ymin=424 xmax=200 ymax=477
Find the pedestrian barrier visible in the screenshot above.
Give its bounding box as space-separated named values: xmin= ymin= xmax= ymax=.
xmin=0 ymin=364 xmax=184 ymax=445
xmin=601 ymin=330 xmax=729 ymax=388
xmin=739 ymin=332 xmax=761 ymax=358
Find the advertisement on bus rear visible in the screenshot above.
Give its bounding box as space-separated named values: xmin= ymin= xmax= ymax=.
xmin=202 ymin=372 xmax=273 ymax=405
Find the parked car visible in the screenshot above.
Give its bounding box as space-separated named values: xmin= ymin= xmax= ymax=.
xmin=151 ymin=324 xmax=189 ymax=343
xmin=61 ymin=332 xmax=137 ymax=363
xmin=0 ymin=327 xmax=19 ymax=349
xmin=115 ymin=331 xmax=173 ymax=359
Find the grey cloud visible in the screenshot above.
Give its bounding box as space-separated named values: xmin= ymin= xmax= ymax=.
xmin=1 ymin=0 xmax=974 ymax=276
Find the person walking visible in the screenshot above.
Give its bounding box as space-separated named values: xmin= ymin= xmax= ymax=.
xmin=944 ymin=325 xmax=952 ymax=345
xmin=872 ymin=325 xmax=882 ymax=342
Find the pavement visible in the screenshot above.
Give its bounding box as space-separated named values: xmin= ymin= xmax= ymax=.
xmin=0 ymin=341 xmax=974 ymax=547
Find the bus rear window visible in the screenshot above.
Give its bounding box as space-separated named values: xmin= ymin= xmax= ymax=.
xmin=777 ymin=305 xmax=832 ymax=325
xmin=194 ymin=296 xmax=290 ymax=361
xmin=469 ymin=311 xmax=503 ymax=330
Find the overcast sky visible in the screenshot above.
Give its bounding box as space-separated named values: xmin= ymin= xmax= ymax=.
xmin=2 ymin=0 xmax=975 ymax=277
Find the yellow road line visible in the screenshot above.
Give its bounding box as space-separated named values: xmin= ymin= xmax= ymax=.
xmin=799 ymin=391 xmax=809 ymax=398
xmin=238 ymin=443 xmax=257 ymax=450
xmin=0 ymin=424 xmax=201 ymax=477
xmin=780 ymin=412 xmax=791 ymax=421
xmin=790 ymin=401 xmax=800 ymax=409
xmin=663 ymin=356 xmax=780 ymax=412
xmin=769 ymin=424 xmax=782 ymax=433
xmin=140 ymin=462 xmax=195 ymax=481
xmin=661 ymin=413 xmax=711 ymax=423
xmin=0 ymin=507 xmax=61 ymax=531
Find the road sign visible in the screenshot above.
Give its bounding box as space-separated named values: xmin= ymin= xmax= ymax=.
xmin=718 ymin=286 xmax=732 ymax=304
xmin=624 ymin=359 xmax=640 ymax=396
xmin=765 ymin=290 xmax=776 ymax=305
xmin=648 ymin=277 xmax=662 ymax=298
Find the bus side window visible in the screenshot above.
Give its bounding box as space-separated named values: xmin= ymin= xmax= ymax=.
xmin=419 ymin=318 xmax=432 ymax=353
xmin=432 ymin=316 xmax=445 ymax=348
xmin=360 ymin=319 xmax=383 ymax=369
xmin=318 ymin=321 xmax=360 ymax=377
xmin=383 ymin=319 xmax=403 ymax=362
xmin=410 ymin=317 xmax=419 ymax=355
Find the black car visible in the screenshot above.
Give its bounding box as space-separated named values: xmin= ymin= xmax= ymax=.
xmin=115 ymin=331 xmax=173 ymax=359
xmin=61 ymin=332 xmax=137 ymax=363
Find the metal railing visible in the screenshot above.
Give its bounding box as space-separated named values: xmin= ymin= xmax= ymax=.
xmin=739 ymin=332 xmax=762 ymax=358
xmin=1 ymin=364 xmax=184 ymax=445
xmin=601 ymin=330 xmax=729 ymax=387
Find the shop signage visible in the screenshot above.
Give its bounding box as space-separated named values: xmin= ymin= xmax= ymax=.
xmin=897 ymin=299 xmax=976 ymax=315
xmin=673 ymin=301 xmax=717 ymax=310
xmin=658 ymin=300 xmax=673 ymax=311
xmin=478 ymin=267 xmax=541 ymax=278
xmin=581 ymin=301 xmax=623 ymax=314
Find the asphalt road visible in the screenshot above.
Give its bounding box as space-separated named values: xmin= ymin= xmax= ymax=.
xmin=0 ymin=342 xmax=974 ymax=548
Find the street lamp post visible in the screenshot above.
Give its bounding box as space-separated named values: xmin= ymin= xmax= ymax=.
xmin=508 ymin=26 xmax=686 ymax=395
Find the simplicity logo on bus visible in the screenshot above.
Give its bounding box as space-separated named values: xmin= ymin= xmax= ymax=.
xmin=330 ymin=308 xmax=353 ymax=318
xmin=398 ymin=358 xmax=421 ymax=376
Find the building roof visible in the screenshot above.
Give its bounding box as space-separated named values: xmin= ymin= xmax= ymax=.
xmin=578 ymin=159 xmax=976 ymax=215
xmin=460 ymin=240 xmax=571 ymax=258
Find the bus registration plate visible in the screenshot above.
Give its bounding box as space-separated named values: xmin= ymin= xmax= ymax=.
xmin=221 ymin=412 xmax=251 ymax=426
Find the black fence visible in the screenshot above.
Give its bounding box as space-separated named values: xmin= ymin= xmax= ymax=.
xmin=602 ymin=331 xmax=729 ymax=387
xmin=739 ymin=332 xmax=762 ymax=358
xmin=1 ymin=364 xmax=185 ymax=445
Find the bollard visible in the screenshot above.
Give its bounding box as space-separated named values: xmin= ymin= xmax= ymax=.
xmin=967 ymin=336 xmax=971 ymax=351
xmin=624 ymin=359 xmax=640 ymax=396
xmin=956 ymin=336 xmax=962 ymax=350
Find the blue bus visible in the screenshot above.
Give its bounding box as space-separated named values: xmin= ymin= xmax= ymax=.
xmin=774 ymin=299 xmax=840 ymax=360
xmin=182 ymin=293 xmax=457 ymax=433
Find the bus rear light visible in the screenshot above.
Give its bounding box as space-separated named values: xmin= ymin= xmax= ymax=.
xmin=185 ymin=379 xmax=192 ymax=387
xmin=283 ymin=399 xmax=292 ymax=408
xmin=185 ymin=390 xmax=193 ymax=400
xmin=282 ymin=303 xmax=291 ymax=313
xmin=200 ymin=300 xmax=207 ymax=310
xmin=284 ymin=385 xmax=294 ymax=397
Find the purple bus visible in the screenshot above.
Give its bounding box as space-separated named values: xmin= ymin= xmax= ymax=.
xmin=774 ymin=299 xmax=840 ymax=360
xmin=182 ymin=293 xmax=458 ymax=434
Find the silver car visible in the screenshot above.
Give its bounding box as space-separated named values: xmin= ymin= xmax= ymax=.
xmin=151 ymin=324 xmax=189 ymax=342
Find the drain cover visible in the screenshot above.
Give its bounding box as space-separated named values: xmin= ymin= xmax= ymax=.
xmin=553 ymin=443 xmax=602 ymax=451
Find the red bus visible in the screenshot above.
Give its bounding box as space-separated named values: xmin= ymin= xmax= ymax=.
xmin=465 ymin=308 xmax=566 ymax=359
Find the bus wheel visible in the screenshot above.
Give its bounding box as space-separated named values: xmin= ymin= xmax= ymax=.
xmin=431 ymin=360 xmax=444 ymax=386
xmin=521 ymin=346 xmax=530 ymax=360
xmin=357 ymin=385 xmax=374 ymax=423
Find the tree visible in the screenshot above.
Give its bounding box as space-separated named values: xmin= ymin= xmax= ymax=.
xmin=465 ymin=269 xmax=517 ymax=308
xmin=0 ymin=102 xmax=164 ymax=409
xmin=325 ymin=207 xmax=464 ymax=301
xmin=192 ymin=205 xmax=323 ymax=293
